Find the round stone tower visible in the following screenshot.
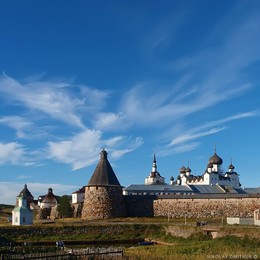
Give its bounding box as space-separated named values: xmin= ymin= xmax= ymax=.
xmin=82 ymin=149 xmax=126 ymax=220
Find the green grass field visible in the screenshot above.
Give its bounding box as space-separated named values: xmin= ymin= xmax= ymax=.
xmin=1 ymin=208 xmax=260 ymax=259
xmin=125 ymin=235 xmax=260 ymax=260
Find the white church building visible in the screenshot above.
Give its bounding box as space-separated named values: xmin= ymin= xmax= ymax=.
xmin=176 ymin=151 xmax=240 ymax=188
xmin=12 ymin=187 xmax=33 ymax=226
xmin=124 ymin=150 xmax=242 ymax=196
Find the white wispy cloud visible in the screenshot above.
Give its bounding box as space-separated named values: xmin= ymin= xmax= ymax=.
xmin=0 ymin=74 xmax=144 ymax=169
xmin=48 ymin=130 xmax=101 ymax=170
xmin=0 ymin=74 xmax=85 ymax=129
xmin=0 ymin=142 xmax=25 ymax=165
xmin=94 ymin=112 xmax=127 ymax=131
xmin=109 ymin=136 xmax=144 ymax=160
xmin=158 ymin=142 xmax=201 ymax=157
xmin=187 ymin=111 xmax=259 ymax=134
xmin=167 ymin=111 xmax=258 ymax=148
xmin=48 ymin=129 xmax=143 ymax=170
xmin=120 ymin=82 xmax=251 ymax=128
xmin=79 ymin=85 xmax=111 ymax=112
xmin=0 ymin=116 xmax=33 ymax=138
xmin=169 ymin=127 xmax=226 ymax=147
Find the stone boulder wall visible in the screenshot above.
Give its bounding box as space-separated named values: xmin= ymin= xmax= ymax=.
xmin=165 ymin=225 xmax=199 ymax=238
xmin=72 ymin=203 xmax=83 ymax=218
xmin=82 ymin=186 xmax=126 ymax=220
xmin=36 ymin=206 xmax=58 ymax=220
xmin=154 ymin=197 xmax=260 ymax=219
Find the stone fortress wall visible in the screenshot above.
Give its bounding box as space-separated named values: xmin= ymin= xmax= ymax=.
xmin=77 ymin=194 xmax=260 ymax=219
xmin=82 ymin=186 xmax=126 ymax=220
xmin=153 ymin=194 xmax=260 ymax=218
xmin=122 ymin=151 xmax=260 ymax=219
xmin=124 ymin=195 xmax=155 ymax=217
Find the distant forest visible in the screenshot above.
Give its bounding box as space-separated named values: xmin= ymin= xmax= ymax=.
xmin=0 ymin=204 xmax=13 ymax=209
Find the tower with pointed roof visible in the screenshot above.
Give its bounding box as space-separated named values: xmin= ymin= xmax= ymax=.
xmin=16 ymin=184 xmax=34 ymax=208
xmin=82 ymin=149 xmax=126 ymax=220
xmin=12 ymin=185 xmax=33 ymax=226
xmin=145 ymin=154 xmax=165 ymax=185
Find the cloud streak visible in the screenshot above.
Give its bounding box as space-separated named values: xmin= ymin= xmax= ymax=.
xmin=120 ymin=82 xmax=251 ymax=128
xmin=169 ymin=127 xmax=226 ymax=146
xmin=0 ymin=142 xmax=27 ymax=165
xmin=164 ymin=111 xmax=258 ymax=154
xmin=0 ymin=74 xmax=86 ymax=129
xmin=0 ymin=116 xmax=33 ymax=138
xmin=48 ymin=129 xmax=143 ymax=170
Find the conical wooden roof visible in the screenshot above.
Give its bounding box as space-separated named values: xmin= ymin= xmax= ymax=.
xmin=87 ymin=150 xmax=121 ymax=186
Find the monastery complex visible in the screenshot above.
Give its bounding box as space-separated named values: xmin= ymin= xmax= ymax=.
xmin=12 ymin=149 xmax=260 ymax=225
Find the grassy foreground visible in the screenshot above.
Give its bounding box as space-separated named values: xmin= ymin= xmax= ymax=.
xmin=0 ymin=217 xmax=260 ymax=259
xmin=125 ymin=234 xmax=260 ymax=259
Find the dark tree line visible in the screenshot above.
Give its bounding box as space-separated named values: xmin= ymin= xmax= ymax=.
xmin=57 ymin=195 xmax=73 ymax=218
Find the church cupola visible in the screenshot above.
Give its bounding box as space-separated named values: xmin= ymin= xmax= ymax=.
xmin=209 ymin=152 xmax=223 ymax=165
xmin=185 ymin=166 xmax=191 ymax=176
xmin=179 ymin=166 xmax=186 ymax=177
xmin=208 ymin=146 xmax=223 ymax=173
xmin=228 ymin=158 xmax=235 ymax=174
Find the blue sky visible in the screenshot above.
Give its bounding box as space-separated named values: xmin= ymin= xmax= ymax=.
xmin=0 ymin=0 xmax=260 ymax=204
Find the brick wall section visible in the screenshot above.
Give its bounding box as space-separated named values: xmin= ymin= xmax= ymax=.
xmin=82 ymin=186 xmax=126 ymax=220
xmin=154 ymin=196 xmax=260 ymax=218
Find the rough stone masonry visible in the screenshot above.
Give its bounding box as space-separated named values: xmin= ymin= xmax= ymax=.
xmin=153 ymin=194 xmax=260 ymax=218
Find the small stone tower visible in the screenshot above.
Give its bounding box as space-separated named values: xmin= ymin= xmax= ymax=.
xmin=82 ymin=149 xmax=126 ymax=220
